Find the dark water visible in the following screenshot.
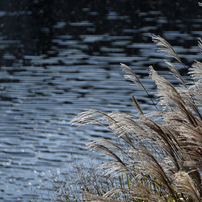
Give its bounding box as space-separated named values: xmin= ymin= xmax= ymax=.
xmin=0 ymin=0 xmax=202 ymax=201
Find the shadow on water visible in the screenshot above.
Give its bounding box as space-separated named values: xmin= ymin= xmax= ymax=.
xmin=0 ymin=0 xmax=201 ymax=200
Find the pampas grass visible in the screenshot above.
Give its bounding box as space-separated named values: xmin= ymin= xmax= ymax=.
xmin=70 ymin=34 xmax=202 ymax=202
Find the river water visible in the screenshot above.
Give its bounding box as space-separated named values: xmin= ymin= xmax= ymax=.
xmin=0 ymin=0 xmax=201 ymax=201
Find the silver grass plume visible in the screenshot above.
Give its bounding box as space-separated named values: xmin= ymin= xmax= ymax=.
xmin=151 ymin=35 xmax=183 ymax=66
xmin=120 ymin=63 xmax=146 ymax=89
xmin=149 ymin=65 xmax=183 ymax=110
xmin=189 ymin=60 xmax=202 ymax=80
xmin=121 ymin=63 xmax=158 ymax=111
xmin=174 ymin=171 xmax=201 ymax=202
xmin=165 ymin=60 xmax=187 ymax=88
xmin=71 ymin=35 xmax=202 ymax=202
xmin=198 ymin=38 xmax=202 ymax=52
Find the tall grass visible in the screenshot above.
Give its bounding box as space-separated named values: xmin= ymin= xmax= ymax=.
xmin=70 ymin=34 xmax=202 ymax=202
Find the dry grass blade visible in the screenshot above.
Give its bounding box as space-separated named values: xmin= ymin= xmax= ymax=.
xmin=131 ymin=95 xmax=144 ymax=115
xmin=87 ymin=139 xmax=131 ymax=163
xmin=121 ymin=63 xmax=158 ymax=111
xmin=141 ymin=117 xmax=181 ymax=171
xmin=68 ymin=35 xmax=202 ymax=202
xmin=172 ymin=96 xmax=199 ymax=127
xmin=174 ymin=171 xmax=201 ymax=202
xmin=140 ymin=150 xmax=179 ymax=200
xmin=87 ymin=141 xmax=127 ymax=168
xmin=84 ymin=192 xmax=120 ymax=202
xmin=130 ymin=176 xmax=165 ymax=202
xmin=71 ymin=109 xmax=118 ymax=128
xmin=120 ymin=63 xmax=146 ymax=89
xmin=179 ymin=91 xmax=202 ymax=121
xmin=189 ymin=60 xmax=202 ymax=79
xmin=151 ymin=35 xmax=183 ymax=65
xmin=149 ymin=65 xmax=184 ymax=110
xmin=198 ymin=38 xmax=202 ymax=52
xmin=103 ymin=188 xmax=129 ymax=198
xmin=165 ymin=60 xmax=187 ymax=87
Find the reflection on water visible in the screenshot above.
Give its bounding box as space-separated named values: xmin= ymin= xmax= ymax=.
xmin=0 ymin=0 xmax=201 ymax=200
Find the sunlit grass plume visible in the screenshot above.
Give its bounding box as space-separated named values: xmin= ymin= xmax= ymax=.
xmin=69 ymin=34 xmax=202 ymax=202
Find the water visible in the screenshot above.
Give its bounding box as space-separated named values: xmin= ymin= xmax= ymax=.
xmin=0 ymin=0 xmax=201 ymax=201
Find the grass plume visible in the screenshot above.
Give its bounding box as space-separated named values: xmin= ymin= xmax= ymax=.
xmin=70 ymin=34 xmax=202 ymax=202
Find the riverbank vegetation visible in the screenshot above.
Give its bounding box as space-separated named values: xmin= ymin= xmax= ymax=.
xmin=59 ymin=34 xmax=202 ymax=202
xmin=40 ymin=26 xmax=202 ymax=201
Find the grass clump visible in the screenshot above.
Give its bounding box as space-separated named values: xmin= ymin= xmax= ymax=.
xmin=69 ymin=34 xmax=202 ymax=202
